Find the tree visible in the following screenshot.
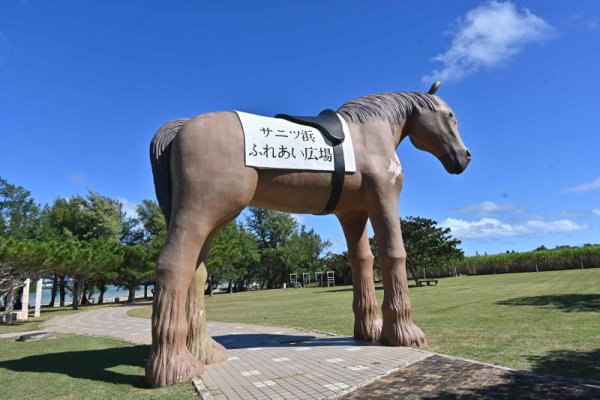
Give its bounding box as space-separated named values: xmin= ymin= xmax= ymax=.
xmin=395 ymin=216 xmax=463 ymax=284
xmin=369 ymin=237 xmax=380 ymax=281
xmin=41 ymin=191 xmax=125 ymax=242
xmin=133 ymin=200 xmax=167 ymax=243
xmin=118 ymin=200 xmax=167 ymax=301
xmin=206 ymin=222 xmax=246 ymax=294
xmin=0 ymin=178 xmax=42 ymax=322
xmin=0 ymin=177 xmax=40 ymax=239
xmin=323 ymin=251 xmax=352 ymax=285
xmin=231 ymin=226 xmax=260 ymax=291
xmin=41 ymin=192 xmax=127 ymax=309
xmin=118 ymin=243 xmax=153 ymax=302
xmin=0 ymin=238 xmax=25 ymax=321
xmin=245 ymin=208 xmax=333 ymax=289
xmin=283 ymin=227 xmax=331 ymax=279
xmin=47 ymin=239 xmax=86 ymax=310
xmin=0 ymin=238 xmax=52 ymax=321
xmin=245 ymin=208 xmax=298 ymax=289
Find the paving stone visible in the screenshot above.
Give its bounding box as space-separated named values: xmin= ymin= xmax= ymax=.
xmin=341 ymin=355 xmax=600 ymax=400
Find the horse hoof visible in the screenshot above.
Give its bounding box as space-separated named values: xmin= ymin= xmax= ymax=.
xmin=380 ymin=321 xmax=427 ymax=347
xmin=198 ymin=337 xmax=228 ymax=365
xmin=146 ymin=348 xmax=204 ymax=388
xmin=355 ymin=318 xmax=383 ymax=342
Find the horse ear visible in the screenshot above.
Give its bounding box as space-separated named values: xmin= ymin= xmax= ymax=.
xmin=428 ymin=81 xmax=441 ymax=95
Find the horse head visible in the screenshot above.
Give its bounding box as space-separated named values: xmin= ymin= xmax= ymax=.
xmin=404 ymin=81 xmax=471 ymax=174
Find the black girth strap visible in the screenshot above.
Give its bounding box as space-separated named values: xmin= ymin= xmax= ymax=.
xmin=275 ymin=109 xmax=346 ymax=215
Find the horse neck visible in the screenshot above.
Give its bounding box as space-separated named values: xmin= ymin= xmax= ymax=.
xmin=393 ymin=119 xmax=409 ymax=149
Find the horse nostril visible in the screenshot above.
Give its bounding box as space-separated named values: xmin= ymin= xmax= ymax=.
xmin=466 ymin=149 xmax=471 ymax=160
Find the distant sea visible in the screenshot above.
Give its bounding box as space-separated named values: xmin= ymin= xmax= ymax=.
xmin=25 ymin=284 xmax=154 ymax=306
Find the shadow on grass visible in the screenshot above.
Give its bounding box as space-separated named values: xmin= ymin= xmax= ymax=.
xmin=528 ymin=348 xmax=600 ymax=382
xmin=496 ymin=294 xmax=600 ymax=312
xmin=0 ymin=345 xmax=150 ymax=387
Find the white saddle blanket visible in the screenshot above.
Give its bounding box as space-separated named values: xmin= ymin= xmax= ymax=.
xmin=235 ymin=111 xmax=356 ymax=172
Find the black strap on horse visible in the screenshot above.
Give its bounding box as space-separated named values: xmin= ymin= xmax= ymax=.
xmin=275 ymin=109 xmax=346 ymax=215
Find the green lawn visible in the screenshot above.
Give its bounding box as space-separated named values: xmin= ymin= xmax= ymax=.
xmin=0 ymin=302 xmax=198 ymax=399
xmin=131 ymin=269 xmax=600 ymax=381
xmin=0 ymin=334 xmax=196 ymax=399
xmin=0 ymin=269 xmax=597 ymax=399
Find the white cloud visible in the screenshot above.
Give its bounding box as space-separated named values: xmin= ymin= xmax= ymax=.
xmin=442 ymin=217 xmax=587 ymax=239
xmin=423 ymin=1 xmax=552 ymax=82
xmin=568 ymin=13 xmax=598 ymax=31
xmin=454 ymin=201 xmax=523 ymax=217
xmin=117 ymin=197 xmax=139 ymax=219
xmin=593 ymin=209 xmax=600 ymax=217
xmin=552 ymin=211 xmax=586 ymax=218
xmin=562 ymin=177 xmax=600 ymax=193
xmin=290 ymin=213 xmax=306 ymax=225
xmin=328 ymin=237 xmax=347 ymax=254
xmin=69 ymin=171 xmax=87 ymax=185
xmin=525 ymin=220 xmax=587 ymax=234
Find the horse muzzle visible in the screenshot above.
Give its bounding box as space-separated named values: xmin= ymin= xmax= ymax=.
xmin=440 ymin=148 xmax=471 ymax=174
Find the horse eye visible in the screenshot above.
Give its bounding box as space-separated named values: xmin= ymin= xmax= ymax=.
xmin=447 ymin=112 xmax=454 ymax=118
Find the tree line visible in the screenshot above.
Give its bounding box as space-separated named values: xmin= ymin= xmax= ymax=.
xmin=321 ymin=216 xmax=465 ymax=285
xmin=0 ymin=177 xmax=334 ymax=319
xmin=7 ymin=174 xmax=590 ymax=316
xmin=449 ymin=244 xmax=600 ymax=276
xmin=1 ymin=175 xmax=470 ymax=317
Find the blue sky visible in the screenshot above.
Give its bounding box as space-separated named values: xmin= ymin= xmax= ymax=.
xmin=1 ymin=1 xmax=599 ymax=255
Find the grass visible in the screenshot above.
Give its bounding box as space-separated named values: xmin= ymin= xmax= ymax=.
xmin=0 ymin=334 xmax=197 ymax=399
xmin=0 ymin=302 xmax=199 ymax=398
xmin=130 ymin=269 xmax=600 ymax=381
xmin=1 ymin=269 xmax=597 ymax=399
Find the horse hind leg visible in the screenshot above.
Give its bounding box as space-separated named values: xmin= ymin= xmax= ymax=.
xmin=186 ymin=231 xmax=228 ymax=365
xmin=338 ymin=212 xmax=382 ymax=342
xmin=145 ymin=209 xmax=215 ymax=387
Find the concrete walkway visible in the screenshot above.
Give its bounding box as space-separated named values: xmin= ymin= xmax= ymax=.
xmin=43 ymin=305 xmax=600 ymax=399
xmin=44 ymin=305 xmax=430 ymax=399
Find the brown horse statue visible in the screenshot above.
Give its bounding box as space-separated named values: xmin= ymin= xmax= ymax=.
xmin=146 ymin=81 xmax=470 ymax=387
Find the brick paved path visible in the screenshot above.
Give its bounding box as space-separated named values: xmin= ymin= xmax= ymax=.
xmin=44 ymin=306 xmax=600 ymax=399
xmin=44 ymin=305 xmax=429 ymax=399
xmin=341 ymin=355 xmax=600 ymax=400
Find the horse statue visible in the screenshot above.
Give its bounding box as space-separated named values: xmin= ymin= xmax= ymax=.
xmin=146 ymin=81 xmax=471 ymax=387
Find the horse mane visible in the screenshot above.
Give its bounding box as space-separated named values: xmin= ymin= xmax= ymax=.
xmin=337 ymin=91 xmax=445 ymax=131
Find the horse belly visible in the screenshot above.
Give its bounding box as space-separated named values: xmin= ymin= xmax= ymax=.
xmin=250 ymin=170 xmax=333 ymax=214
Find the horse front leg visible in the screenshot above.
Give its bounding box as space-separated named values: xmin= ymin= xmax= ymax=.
xmin=187 ymin=237 xmax=228 ymax=365
xmin=366 ymin=187 xmax=426 ymax=347
xmin=338 ymin=211 xmax=381 ymax=342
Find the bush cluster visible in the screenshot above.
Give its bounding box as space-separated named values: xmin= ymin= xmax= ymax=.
xmin=448 ymin=245 xmax=600 ymax=276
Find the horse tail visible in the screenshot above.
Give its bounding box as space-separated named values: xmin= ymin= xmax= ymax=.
xmin=150 ymin=119 xmax=190 ymax=225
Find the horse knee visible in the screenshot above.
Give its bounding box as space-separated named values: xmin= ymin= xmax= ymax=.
xmin=350 ymin=252 xmax=374 ymax=266
xmin=378 ymin=250 xmax=406 ymax=267
xmin=155 ymin=240 xmax=205 ymax=286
